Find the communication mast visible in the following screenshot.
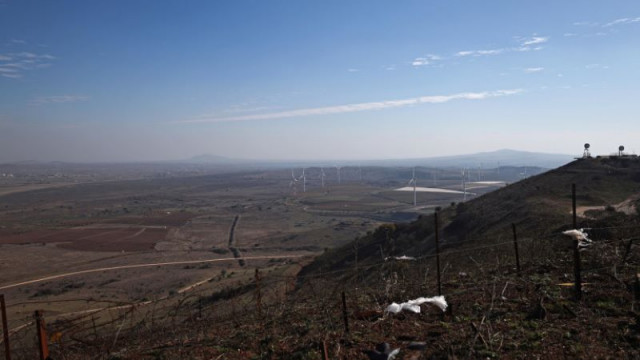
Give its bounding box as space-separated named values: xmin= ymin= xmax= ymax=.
xmin=583 ymin=143 xmax=591 ymax=158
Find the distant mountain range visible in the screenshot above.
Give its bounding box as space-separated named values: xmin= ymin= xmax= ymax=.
xmin=2 ymin=149 xmax=572 ymax=169
xmin=185 ymin=149 xmax=574 ymax=169
xmin=375 ymin=149 xmax=574 ymax=169
xmin=186 ymin=154 xmax=244 ymax=164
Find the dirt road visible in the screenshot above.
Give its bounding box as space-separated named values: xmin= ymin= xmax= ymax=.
xmin=227 ymin=215 xmax=245 ymax=266
xmin=0 ymin=254 xmax=304 ymax=291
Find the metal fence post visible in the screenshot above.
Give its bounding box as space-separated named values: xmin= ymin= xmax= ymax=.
xmin=341 ymin=291 xmax=349 ymax=334
xmin=1 ymin=295 xmax=11 ymax=360
xmin=512 ymin=223 xmax=521 ymax=274
xmin=34 ymin=310 xmax=49 ymax=360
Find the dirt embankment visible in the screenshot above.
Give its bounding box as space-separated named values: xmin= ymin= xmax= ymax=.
xmin=575 ymin=192 xmax=640 ymax=218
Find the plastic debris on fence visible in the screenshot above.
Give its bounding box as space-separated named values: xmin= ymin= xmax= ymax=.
xmin=562 ymin=228 xmax=593 ymax=250
xmin=363 ymin=342 xmax=400 ymax=360
xmin=385 ymin=302 xmax=402 ymax=313
xmin=385 ymin=295 xmax=448 ymax=314
xmin=385 ymin=255 xmax=416 ymax=261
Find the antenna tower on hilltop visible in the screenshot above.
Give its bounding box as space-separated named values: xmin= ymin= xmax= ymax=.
xmin=583 ymin=143 xmax=591 ymax=158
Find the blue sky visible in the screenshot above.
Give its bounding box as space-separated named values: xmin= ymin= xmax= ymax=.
xmin=1 ymin=0 xmax=639 ymax=162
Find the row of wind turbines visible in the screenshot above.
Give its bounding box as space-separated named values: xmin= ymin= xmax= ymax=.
xmin=406 ymin=167 xmax=471 ymax=206
xmin=288 ymin=166 xmax=475 ymax=207
xmin=289 ymin=166 xmax=364 ymax=195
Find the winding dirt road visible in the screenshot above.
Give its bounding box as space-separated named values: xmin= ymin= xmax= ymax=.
xmin=0 ymin=254 xmax=304 ymax=291
xmin=227 ymin=215 xmax=245 ymax=266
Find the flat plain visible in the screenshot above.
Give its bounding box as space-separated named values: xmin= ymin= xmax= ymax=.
xmin=0 ymin=164 xmax=517 ymax=348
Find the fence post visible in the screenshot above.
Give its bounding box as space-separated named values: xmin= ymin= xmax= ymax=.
xmin=1 ymin=295 xmax=10 ymax=360
xmin=34 ymin=311 xmax=49 ymax=360
xmin=321 ymin=340 xmax=330 ymax=360
xmin=341 ymin=291 xmax=349 ymax=334
xmin=434 ymin=212 xmax=442 ymax=296
xmin=572 ymin=183 xmax=582 ymax=301
xmin=511 ymin=223 xmax=521 ymax=274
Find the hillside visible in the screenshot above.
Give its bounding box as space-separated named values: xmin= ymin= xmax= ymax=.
xmin=289 ymin=156 xmax=640 ymax=358
xmin=9 ymin=157 xmax=640 ymax=359
xmin=305 ymin=156 xmax=640 ymax=275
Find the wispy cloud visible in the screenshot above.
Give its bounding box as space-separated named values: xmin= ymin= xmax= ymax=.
xmin=411 ymin=54 xmax=441 ymax=67
xmin=456 ymin=49 xmax=504 ymax=57
xmin=521 ymin=36 xmax=548 ymax=46
xmin=603 ymin=17 xmax=640 ymax=27
xmin=0 ymin=72 xmax=20 ymax=79
xmin=455 ymin=35 xmax=548 ymax=58
xmin=524 ymin=67 xmax=544 ymax=73
xmin=570 ymin=17 xmax=640 ymax=37
xmin=0 ymin=50 xmax=56 ymax=79
xmin=516 ymin=36 xmax=548 ymax=51
xmin=347 ymin=68 xmax=359 ymax=72
xmin=179 ymin=89 xmax=523 ymax=124
xmin=30 ymin=95 xmax=89 ymax=105
xmin=573 ymin=21 xmax=599 ymax=27
xmin=15 ymin=52 xmax=55 ymax=60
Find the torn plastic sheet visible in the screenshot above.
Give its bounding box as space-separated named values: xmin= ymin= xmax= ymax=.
xmin=363 ymin=343 xmax=400 ymax=360
xmin=385 ymin=295 xmax=448 ymax=314
xmin=562 ymin=228 xmax=593 ymax=250
xmin=385 ymin=255 xmax=416 ymax=261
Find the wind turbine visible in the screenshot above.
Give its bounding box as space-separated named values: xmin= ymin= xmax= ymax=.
xmin=320 ymin=167 xmax=326 ymax=188
xmin=289 ymin=169 xmax=298 ymax=195
xmin=301 ymin=168 xmax=307 ymax=193
xmin=336 ymin=166 xmax=342 ymax=184
xmin=408 ymin=167 xmax=417 ymax=206
xmin=462 ymin=168 xmax=467 ymax=202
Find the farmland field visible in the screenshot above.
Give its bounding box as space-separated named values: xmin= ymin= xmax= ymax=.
xmin=0 ymin=164 xmax=512 ymax=340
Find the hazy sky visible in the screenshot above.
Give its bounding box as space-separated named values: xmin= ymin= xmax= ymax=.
xmin=1 ymin=1 xmax=640 ymax=162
